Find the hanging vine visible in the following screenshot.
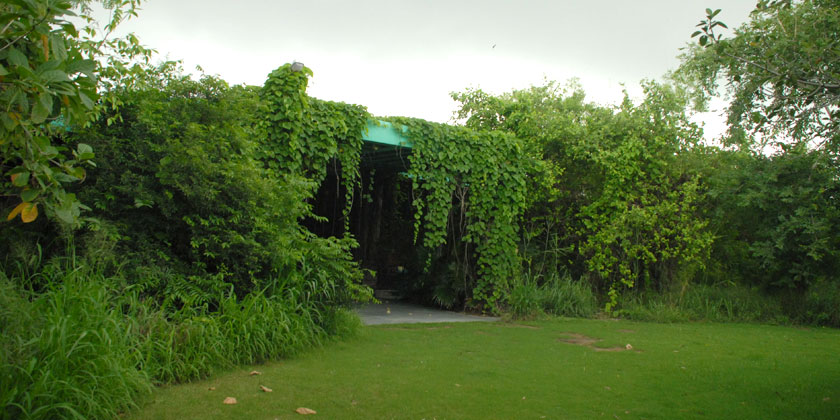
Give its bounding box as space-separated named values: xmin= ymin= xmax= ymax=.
xmin=257 ymin=63 xmax=369 ymax=228
xmin=386 ymin=117 xmax=531 ymax=312
xmin=257 ymin=63 xmax=531 ymax=312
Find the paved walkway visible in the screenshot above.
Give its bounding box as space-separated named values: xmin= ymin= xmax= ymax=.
xmin=355 ymin=301 xmax=499 ymax=325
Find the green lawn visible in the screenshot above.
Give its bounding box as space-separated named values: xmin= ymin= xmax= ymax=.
xmin=129 ymin=319 xmax=840 ymax=419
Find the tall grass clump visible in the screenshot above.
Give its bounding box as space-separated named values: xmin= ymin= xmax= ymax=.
xmin=508 ymin=272 xmax=598 ymax=319
xmin=0 ymin=269 xmax=151 ymax=420
xmin=616 ymin=283 xmax=786 ymax=323
xmin=0 ymin=259 xmax=366 ymax=419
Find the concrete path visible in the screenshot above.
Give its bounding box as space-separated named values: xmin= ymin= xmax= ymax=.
xmin=355 ymin=301 xmax=499 ymax=325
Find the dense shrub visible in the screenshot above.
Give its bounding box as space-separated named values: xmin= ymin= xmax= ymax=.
xmin=70 ymin=68 xmax=370 ymax=308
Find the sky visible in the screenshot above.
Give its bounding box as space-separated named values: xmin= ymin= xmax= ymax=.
xmin=95 ymin=0 xmax=757 ymax=137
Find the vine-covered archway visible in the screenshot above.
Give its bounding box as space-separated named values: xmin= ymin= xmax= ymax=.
xmin=259 ymin=63 xmax=532 ymax=313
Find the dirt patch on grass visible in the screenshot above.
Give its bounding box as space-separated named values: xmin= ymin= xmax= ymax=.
xmin=504 ymin=324 xmax=542 ymax=330
xmin=379 ymin=325 xmax=453 ymax=331
xmin=559 ymin=332 xmax=639 ymax=352
xmin=559 ymin=333 xmax=601 ymax=346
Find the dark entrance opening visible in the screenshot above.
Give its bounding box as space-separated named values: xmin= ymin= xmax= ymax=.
xmin=305 ymin=139 xmax=419 ymax=301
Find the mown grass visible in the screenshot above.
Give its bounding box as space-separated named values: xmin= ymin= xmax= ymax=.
xmin=129 ymin=318 xmax=840 ymax=419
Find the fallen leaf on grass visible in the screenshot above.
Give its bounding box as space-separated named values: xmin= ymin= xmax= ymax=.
xmin=208 ymin=387 xmax=216 ymax=391
xmin=625 ymin=344 xmax=633 ymax=350
xmin=296 ymin=407 xmax=317 ymax=415
xmin=249 ymin=370 xmax=262 ymax=376
xmin=223 ymin=397 xmax=237 ymax=405
xmin=260 ymin=385 xmax=273 ymax=392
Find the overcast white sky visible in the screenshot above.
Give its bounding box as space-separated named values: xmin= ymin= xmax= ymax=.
xmin=97 ymin=0 xmax=756 ymax=137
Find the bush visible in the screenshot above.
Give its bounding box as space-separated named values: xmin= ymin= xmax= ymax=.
xmin=799 ymin=279 xmax=840 ymax=327
xmin=616 ymin=283 xmax=786 ymax=323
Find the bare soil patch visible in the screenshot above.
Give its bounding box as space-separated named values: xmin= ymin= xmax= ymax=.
xmin=558 ymin=332 xmax=638 ymax=352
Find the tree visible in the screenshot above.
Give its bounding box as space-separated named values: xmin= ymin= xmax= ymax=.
xmin=1 ymin=0 xmax=148 ymax=227
xmin=453 ymin=81 xmax=713 ymax=312
xmin=680 ymin=0 xmax=840 ymax=152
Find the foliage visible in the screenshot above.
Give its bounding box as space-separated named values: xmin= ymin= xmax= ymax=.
xmin=257 ymin=63 xmax=369 ymax=230
xmin=71 ymin=66 xmax=370 ymax=305
xmin=453 ymin=81 xmax=713 ymax=313
xmin=680 ymin=0 xmax=840 ymax=152
xmin=385 ymin=117 xmax=531 ymax=312
xmin=0 ymin=254 xmax=363 ymax=419
xmin=700 ymin=145 xmax=840 ymax=290
xmin=0 ymin=0 xmax=150 ymax=227
xmin=508 ymin=272 xmax=598 ymax=320
xmin=616 ymin=283 xmax=787 ymax=324
xmin=0 ymin=268 xmax=151 ymax=420
xmin=578 ymin=83 xmax=713 ymax=312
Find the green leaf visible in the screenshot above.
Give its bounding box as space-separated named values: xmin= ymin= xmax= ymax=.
xmin=31 ymin=100 xmax=49 ymax=124
xmin=77 ymin=143 xmax=93 ymax=155
xmin=41 ymin=70 xmax=70 ymax=83
xmin=21 ymin=188 xmax=39 ymax=202
xmin=7 ymin=48 xmax=29 ymax=68
xmin=67 ymin=59 xmax=95 ymax=77
xmin=0 ymin=64 xmax=8 ymax=76
xmin=78 ymin=92 xmax=94 ymax=109
xmin=12 ymin=171 xmax=30 ymax=186
xmin=38 ymin=91 xmax=53 ymax=111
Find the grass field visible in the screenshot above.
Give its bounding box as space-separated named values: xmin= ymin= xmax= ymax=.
xmin=129 ymin=318 xmax=840 ymax=419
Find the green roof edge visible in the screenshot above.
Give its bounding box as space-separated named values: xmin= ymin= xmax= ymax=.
xmin=362 ymin=120 xmax=413 ymax=148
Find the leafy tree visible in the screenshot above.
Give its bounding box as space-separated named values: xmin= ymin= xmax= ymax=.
xmin=681 ymin=0 xmax=840 ymax=151
xmin=700 ymin=144 xmax=839 ymax=290
xmin=1 ymin=0 xmax=149 ymax=227
xmin=577 ymin=83 xmax=712 ymax=311
xmin=73 ymin=66 xmax=370 ymax=306
xmin=454 ymin=81 xmax=712 ymax=312
xmin=679 ymin=1 xmax=840 ymax=293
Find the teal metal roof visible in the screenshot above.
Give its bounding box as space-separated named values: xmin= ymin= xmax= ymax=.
xmin=362 ymin=120 xmax=413 ymax=148
xmin=360 ymin=120 xmax=413 ymax=170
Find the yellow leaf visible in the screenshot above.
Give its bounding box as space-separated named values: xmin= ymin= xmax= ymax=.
xmin=6 ymin=202 xmax=25 ymax=221
xmin=295 ymin=407 xmax=316 ymax=415
xmin=249 ymin=370 xmax=262 ymax=376
xmin=20 ymin=202 xmax=38 ymax=223
xmin=223 ymin=397 xmax=237 ymax=405
xmin=260 ymin=385 xmax=272 ymax=393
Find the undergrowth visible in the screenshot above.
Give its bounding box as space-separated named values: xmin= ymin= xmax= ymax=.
xmin=0 ymin=259 xmax=361 ymax=420
xmin=508 ymin=273 xmax=598 ymax=319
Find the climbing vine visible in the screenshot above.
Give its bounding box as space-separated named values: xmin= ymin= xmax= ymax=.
xmin=258 ymin=64 xmax=532 ymax=312
xmin=258 ymin=63 xmax=369 ymax=227
xmin=387 ymin=117 xmax=531 ymax=312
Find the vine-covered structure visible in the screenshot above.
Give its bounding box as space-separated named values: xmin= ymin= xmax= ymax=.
xmin=260 ymin=63 xmax=532 ymax=313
